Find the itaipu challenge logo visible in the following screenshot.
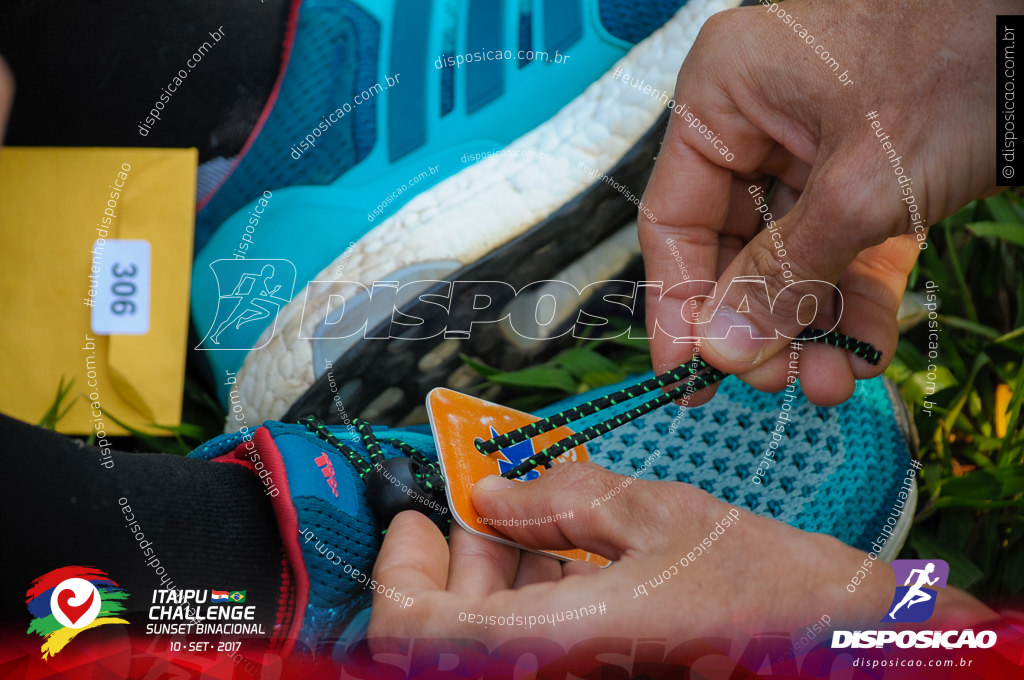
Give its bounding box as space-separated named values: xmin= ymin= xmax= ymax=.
xmin=25 ymin=566 xmax=129 ymax=658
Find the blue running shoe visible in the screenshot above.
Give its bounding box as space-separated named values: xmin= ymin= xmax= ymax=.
xmin=190 ymin=370 xmax=916 ymax=655
xmin=190 ymin=0 xmax=743 ymax=429
xmin=189 ymin=414 xmax=445 ymax=655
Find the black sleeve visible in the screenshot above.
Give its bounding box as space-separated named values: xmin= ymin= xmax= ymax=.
xmin=0 ymin=412 xmax=285 ymax=628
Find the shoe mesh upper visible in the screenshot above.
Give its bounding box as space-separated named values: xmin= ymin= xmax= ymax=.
xmin=599 ymin=0 xmax=694 ymax=44
xmin=195 ymin=0 xmax=380 ymax=250
xmin=539 ymin=375 xmax=912 ymax=553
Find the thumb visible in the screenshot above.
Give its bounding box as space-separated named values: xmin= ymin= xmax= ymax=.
xmin=471 ymin=463 xmax=662 ymax=561
xmin=698 ymin=194 xmax=865 ymax=373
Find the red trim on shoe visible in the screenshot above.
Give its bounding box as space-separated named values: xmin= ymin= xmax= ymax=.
xmin=269 ymin=552 xmax=295 ymax=653
xmin=205 ymin=426 xmax=309 ymax=657
xmin=210 ymin=453 xmax=256 ymax=470
xmin=196 ymin=0 xmax=304 ymax=209
xmin=251 ymin=426 xmax=310 ymax=657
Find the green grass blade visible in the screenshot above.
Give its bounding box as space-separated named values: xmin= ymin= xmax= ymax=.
xmin=38 ymin=377 xmax=77 ymax=430
xmin=943 ymin=222 xmax=978 ymax=323
xmin=459 ymin=354 xmax=501 ymax=378
xmin=937 ymin=316 xmax=1000 ymax=340
xmin=967 ymin=221 xmax=1024 ymax=248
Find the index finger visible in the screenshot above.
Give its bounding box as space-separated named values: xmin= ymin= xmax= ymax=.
xmin=639 ymin=119 xmax=730 ymax=387
xmin=369 ymin=510 xmax=449 ymax=641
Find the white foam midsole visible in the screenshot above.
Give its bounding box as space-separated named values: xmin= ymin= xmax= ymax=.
xmin=231 ymin=0 xmax=739 ymax=427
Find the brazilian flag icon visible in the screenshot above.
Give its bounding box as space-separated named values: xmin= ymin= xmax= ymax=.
xmin=229 ymin=591 xmax=246 ymax=603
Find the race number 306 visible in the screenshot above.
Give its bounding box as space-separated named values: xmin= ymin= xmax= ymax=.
xmin=91 ymin=239 xmax=151 ymax=335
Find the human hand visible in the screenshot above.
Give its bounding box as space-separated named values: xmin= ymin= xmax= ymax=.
xmin=366 ymin=464 xmax=992 ymax=649
xmin=640 ymin=0 xmax=1004 ymax=406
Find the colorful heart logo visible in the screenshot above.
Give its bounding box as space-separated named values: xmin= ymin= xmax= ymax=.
xmin=56 ymin=588 xmax=95 ymax=626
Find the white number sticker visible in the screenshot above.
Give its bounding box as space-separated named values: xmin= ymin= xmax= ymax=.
xmin=91 ymin=239 xmax=151 ymax=335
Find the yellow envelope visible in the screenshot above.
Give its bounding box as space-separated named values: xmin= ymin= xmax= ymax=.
xmin=0 ymin=147 xmax=196 ymax=435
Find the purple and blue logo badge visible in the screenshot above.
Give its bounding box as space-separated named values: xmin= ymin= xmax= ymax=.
xmin=883 ymin=559 xmax=949 ymax=623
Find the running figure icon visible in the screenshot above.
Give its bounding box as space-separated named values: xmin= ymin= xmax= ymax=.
xmin=886 ymin=562 xmax=939 ymax=620
xmin=209 ymin=264 xmax=289 ymax=345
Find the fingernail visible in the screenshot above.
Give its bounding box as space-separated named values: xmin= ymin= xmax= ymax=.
xmin=476 ymin=475 xmax=515 ymax=492
xmin=702 ymin=306 xmax=765 ymax=363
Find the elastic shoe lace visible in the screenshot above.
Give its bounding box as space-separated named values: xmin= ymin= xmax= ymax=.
xmin=300 ymin=328 xmax=881 ymax=521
